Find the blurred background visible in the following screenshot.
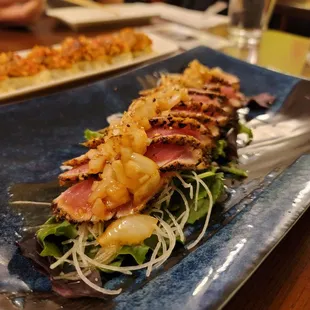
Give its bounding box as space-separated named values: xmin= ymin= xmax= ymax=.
xmin=0 ymin=0 xmax=309 ymax=37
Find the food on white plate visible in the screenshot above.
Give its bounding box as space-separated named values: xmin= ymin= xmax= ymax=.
xmin=19 ymin=60 xmax=253 ymax=298
xmin=0 ymin=28 xmax=152 ymax=93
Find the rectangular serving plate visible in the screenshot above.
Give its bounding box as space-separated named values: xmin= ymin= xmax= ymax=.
xmin=1 ymin=46 xmax=310 ymax=310
xmin=0 ymin=33 xmax=178 ymax=101
xmin=46 ymin=5 xmax=158 ymax=29
xmin=46 ymin=3 xmax=229 ymax=31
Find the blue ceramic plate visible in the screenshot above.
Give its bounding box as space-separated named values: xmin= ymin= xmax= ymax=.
xmin=1 ymin=47 xmax=310 ymax=310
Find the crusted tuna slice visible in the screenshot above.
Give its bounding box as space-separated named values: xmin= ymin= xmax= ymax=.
xmin=189 ymin=89 xmax=226 ymax=105
xmin=81 ymin=127 xmax=108 ymax=149
xmin=203 ymin=84 xmax=245 ymax=108
xmin=58 ymin=134 xmax=209 ymax=184
xmin=188 ymin=88 xmax=244 ymax=114
xmin=188 ymin=88 xmax=234 ymax=114
xmin=82 ymin=136 xmax=105 ymax=149
xmin=145 ymin=135 xmax=209 ymax=172
xmin=59 ymin=149 xmax=101 ymax=185
xmin=53 ymin=179 xmax=115 ymax=222
xmin=53 ymin=179 xmax=95 ymax=222
xmin=188 ymin=88 xmax=226 ymax=99
xmin=58 ymin=163 xmax=91 ymax=186
xmin=53 ymin=175 xmax=171 ymax=222
xmin=209 ymin=67 xmax=240 ymax=88
xmin=164 ymin=110 xmax=220 ymax=137
xmin=173 ymin=100 xmax=229 ymax=126
xmin=147 ymin=116 xmax=213 ymax=147
xmin=62 ymin=154 xmax=89 ymax=167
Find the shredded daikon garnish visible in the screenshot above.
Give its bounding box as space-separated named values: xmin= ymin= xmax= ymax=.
xmin=176 ymin=211 xmax=186 ymax=223
xmin=186 ymin=172 xmax=214 ymax=250
xmin=79 ymin=252 xmax=132 ymax=275
xmin=97 ymin=222 xmax=104 ymax=235
xmin=152 ymin=219 xmax=176 ymax=270
xmin=152 ymin=233 xmax=167 ymax=271
xmin=54 ymin=269 xmax=91 ymax=281
xmin=158 ymin=230 xmax=167 ymax=256
xmin=78 ymin=224 xmax=87 ymax=266
xmin=175 ymin=173 xmax=194 ymax=199
xmin=166 ymin=209 xmax=184 ymax=242
xmin=10 ymin=201 xmax=51 ymax=206
xmin=83 ymin=240 xmax=99 ymax=246
xmin=50 ymin=247 xmax=74 ymax=270
xmin=72 ymin=244 xmax=122 ymax=295
xmin=153 ymin=184 xmax=173 ymax=208
xmin=146 ymin=232 xmax=162 ymax=277
xmin=194 ymin=174 xmax=200 ymax=212
xmin=149 ymin=208 xmax=165 ymax=218
xmin=87 ymin=224 xmax=100 ymax=240
xmin=165 ymin=187 xmax=174 ymax=207
xmin=174 ymin=187 xmax=190 ymax=229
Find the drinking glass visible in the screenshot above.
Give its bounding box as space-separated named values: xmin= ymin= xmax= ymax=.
xmin=228 ymin=0 xmax=277 ymax=46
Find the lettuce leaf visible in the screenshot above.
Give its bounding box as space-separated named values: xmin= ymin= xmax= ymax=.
xmin=188 ymin=199 xmax=210 ymax=225
xmin=118 ymin=244 xmax=150 ymax=265
xmin=238 ymin=122 xmax=253 ymax=144
xmin=84 ymin=129 xmax=104 ymax=141
xmin=213 ymin=139 xmax=227 ymax=159
xmin=196 ymin=170 xmax=216 ymax=179
xmin=187 ymin=173 xmax=224 ymax=224
xmin=220 ymin=165 xmax=248 ymax=177
xmin=100 ymin=242 xmax=151 ymax=272
xmin=37 ymin=217 xmax=78 ymax=258
xmin=211 ymin=172 xmax=225 ymax=202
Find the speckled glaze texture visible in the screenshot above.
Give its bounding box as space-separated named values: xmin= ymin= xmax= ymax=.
xmin=1 ymin=47 xmax=309 ymax=310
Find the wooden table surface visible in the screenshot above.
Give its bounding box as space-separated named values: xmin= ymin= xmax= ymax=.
xmin=0 ymin=14 xmax=309 ymax=310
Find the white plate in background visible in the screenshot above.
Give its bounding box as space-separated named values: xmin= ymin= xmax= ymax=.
xmin=46 ymin=4 xmax=158 ymax=29
xmin=143 ymin=23 xmax=231 ymax=51
xmin=0 ymin=33 xmax=178 ymax=101
xmin=151 ymin=3 xmax=229 ymax=30
xmin=46 ymin=3 xmax=228 ymax=31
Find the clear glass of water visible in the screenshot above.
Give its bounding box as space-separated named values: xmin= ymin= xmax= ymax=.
xmin=228 ymin=0 xmax=276 ymax=46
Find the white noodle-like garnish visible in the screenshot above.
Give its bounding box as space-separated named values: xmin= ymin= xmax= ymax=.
xmin=166 ymin=209 xmax=184 ymax=242
xmin=87 ymin=225 xmax=99 ymax=240
xmin=54 ymin=269 xmax=91 ymax=280
xmin=78 ymin=224 xmax=88 ymax=266
xmin=72 ymin=244 xmax=122 ymax=295
xmin=146 ymin=232 xmax=162 ymax=277
xmin=152 ymin=219 xmax=176 ymax=270
xmin=186 ymin=172 xmax=214 ymax=250
xmin=50 ymin=247 xmax=74 ymax=270
xmin=10 ymin=201 xmax=51 ymax=206
xmin=174 ymin=187 xmax=190 ymax=229
xmin=194 ymin=173 xmax=200 ymax=211
xmin=175 ymin=173 xmax=193 ymax=199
